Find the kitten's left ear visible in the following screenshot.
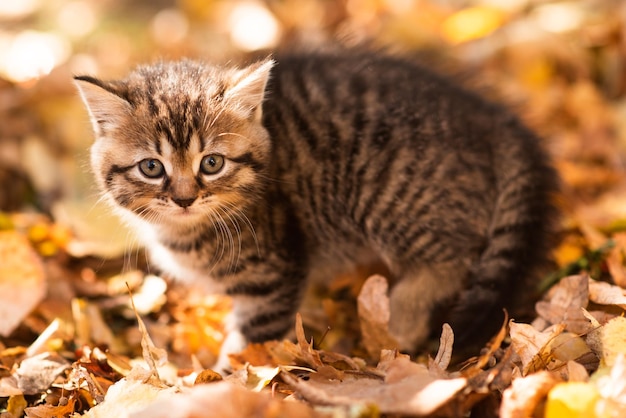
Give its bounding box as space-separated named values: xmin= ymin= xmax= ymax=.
xmin=224 ymin=59 xmax=274 ymax=121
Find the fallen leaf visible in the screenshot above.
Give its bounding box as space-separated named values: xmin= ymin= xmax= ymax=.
xmin=0 ymin=231 xmax=46 ymax=337
xmin=80 ymin=374 xmax=179 ymax=418
xmin=595 ymin=353 xmax=626 ymax=416
xmin=7 ymin=394 xmax=27 ymax=417
xmin=356 ymin=275 xmax=398 ymax=359
xmin=129 ymin=381 xmax=325 ymax=418
xmin=15 ymin=353 xmax=70 ymax=395
xmin=500 ymin=371 xmax=560 ymax=418
xmin=535 ymin=275 xmax=592 ymax=334
xmin=193 ymin=368 xmax=222 ymax=385
xmin=603 ymin=232 xmax=626 ymax=287
xmin=127 ymin=285 xmax=168 ymax=385
xmin=599 ymin=316 xmax=626 ymax=367
xmin=431 ymin=323 xmax=454 ymax=373
xmin=282 ymin=354 xmax=467 ymax=416
xmin=227 ymin=364 xmax=280 ymax=392
xmin=24 ymin=395 xmax=77 ymax=418
xmin=566 ymin=360 xmax=589 ymax=382
xmin=588 ymin=279 xmax=626 ymax=308
xmin=545 ymin=381 xmax=600 ymax=418
xmin=509 ymin=321 xmax=566 ymax=375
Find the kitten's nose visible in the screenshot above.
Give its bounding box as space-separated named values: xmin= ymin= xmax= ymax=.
xmin=172 ymin=197 xmax=196 ymax=208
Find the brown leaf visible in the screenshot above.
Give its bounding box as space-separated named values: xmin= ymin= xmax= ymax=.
xmin=604 ymin=232 xmax=626 ymax=287
xmin=429 ymin=324 xmax=454 ymax=375
xmin=130 ymin=380 xmax=324 ymax=418
xmin=588 ymin=279 xmax=626 ymax=308
xmin=0 ymin=231 xmax=46 ymax=337
xmin=566 ymin=360 xmax=589 ymax=382
xmin=282 ymin=354 xmax=466 ymax=416
xmin=535 ymin=275 xmax=592 ymax=334
xmin=24 ymin=395 xmax=76 ymax=418
xmin=15 ymin=353 xmax=70 ymax=395
xmin=499 ymin=371 xmax=560 ymax=418
xmin=81 ymin=375 xmax=179 ymax=418
xmin=509 ymin=321 xmax=565 ymax=375
xmin=127 ymin=284 xmax=168 ymax=386
xmin=356 ymin=275 xmax=399 ymax=359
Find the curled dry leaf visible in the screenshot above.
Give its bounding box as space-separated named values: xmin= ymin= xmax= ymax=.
xmin=0 ymin=231 xmax=46 ymax=337
xmin=127 ymin=285 xmax=168 ymax=385
xmin=500 ymin=371 xmax=560 ymax=418
xmin=356 ymin=275 xmax=399 ymax=359
xmin=431 ymin=323 xmax=454 ymax=373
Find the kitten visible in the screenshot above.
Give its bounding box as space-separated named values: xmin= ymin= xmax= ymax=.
xmin=75 ymin=49 xmax=558 ymax=370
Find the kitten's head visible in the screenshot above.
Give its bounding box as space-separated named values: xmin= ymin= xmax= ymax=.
xmin=75 ymin=59 xmax=273 ymax=231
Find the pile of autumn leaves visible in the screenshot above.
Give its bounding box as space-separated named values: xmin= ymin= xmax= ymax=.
xmin=3 ymin=260 xmax=626 ymax=417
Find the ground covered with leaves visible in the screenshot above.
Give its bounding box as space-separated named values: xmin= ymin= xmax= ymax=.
xmin=2 ymin=0 xmax=626 ymax=417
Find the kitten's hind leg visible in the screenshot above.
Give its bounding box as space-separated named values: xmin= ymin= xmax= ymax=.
xmin=388 ymin=262 xmax=467 ymax=353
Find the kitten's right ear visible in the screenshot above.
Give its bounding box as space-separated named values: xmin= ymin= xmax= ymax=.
xmin=74 ymin=76 xmax=131 ymax=136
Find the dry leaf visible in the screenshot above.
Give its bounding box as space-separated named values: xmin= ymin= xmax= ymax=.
xmin=127 ymin=285 xmax=168 ymax=385
xmin=129 ymin=381 xmax=324 ymax=418
xmin=595 ymin=354 xmax=626 ymax=416
xmin=500 ymin=371 xmax=560 ymax=418
xmin=226 ymin=364 xmax=280 ymax=392
xmin=509 ymin=321 xmax=566 ymax=375
xmin=588 ymin=279 xmax=626 ymax=308
xmin=604 ymin=232 xmax=626 ymax=287
xmin=566 ymin=360 xmax=589 ymax=382
xmin=0 ymin=376 xmax=22 ymax=397
xmin=80 ymin=375 xmax=179 ymax=418
xmin=282 ymin=354 xmax=466 ymax=416
xmin=545 ymin=381 xmax=600 ymax=418
xmin=430 ymin=323 xmax=454 ymax=374
xmin=535 ymin=275 xmax=591 ymax=334
xmin=356 ymin=275 xmax=398 ymax=359
xmin=599 ymin=316 xmax=626 ymax=367
xmin=15 ymin=353 xmax=70 ymax=395
xmin=24 ymin=395 xmax=76 ymax=418
xmin=0 ymin=231 xmax=46 ymax=337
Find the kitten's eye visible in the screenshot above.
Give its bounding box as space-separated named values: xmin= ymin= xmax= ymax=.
xmin=200 ymin=154 xmax=225 ymax=175
xmin=138 ymin=159 xmax=165 ymax=178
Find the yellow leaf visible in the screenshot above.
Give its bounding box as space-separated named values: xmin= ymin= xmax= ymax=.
xmin=545 ymin=382 xmax=600 ymax=418
xmin=442 ymin=6 xmax=504 ymax=44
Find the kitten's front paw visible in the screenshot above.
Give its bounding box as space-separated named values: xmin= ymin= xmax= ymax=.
xmin=212 ymin=330 xmax=248 ymax=375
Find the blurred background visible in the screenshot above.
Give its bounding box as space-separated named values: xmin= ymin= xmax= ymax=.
xmin=1 ymin=0 xmax=626 ymax=261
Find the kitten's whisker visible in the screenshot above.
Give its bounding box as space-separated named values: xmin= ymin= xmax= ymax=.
xmin=223 ymin=201 xmax=260 ymax=257
xmin=208 ymin=104 xmax=228 ymax=129
xmin=216 ymin=132 xmax=250 ymax=141
xmin=218 ymin=205 xmax=243 ymax=272
xmin=215 ymin=209 xmax=236 ymax=274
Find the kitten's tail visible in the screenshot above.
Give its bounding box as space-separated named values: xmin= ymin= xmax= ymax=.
xmin=449 ymin=115 xmax=559 ymax=344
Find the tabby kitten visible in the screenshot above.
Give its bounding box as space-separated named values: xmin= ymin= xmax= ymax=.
xmin=75 ymin=49 xmax=557 ymax=370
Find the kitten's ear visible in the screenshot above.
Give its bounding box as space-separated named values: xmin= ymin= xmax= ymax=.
xmin=224 ymin=59 xmax=274 ymax=121
xmin=74 ymin=76 xmax=132 ymax=136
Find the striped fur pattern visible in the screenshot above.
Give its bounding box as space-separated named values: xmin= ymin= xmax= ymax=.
xmin=75 ymin=49 xmax=557 ymax=367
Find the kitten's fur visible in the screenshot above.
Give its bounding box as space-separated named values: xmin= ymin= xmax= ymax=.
xmin=75 ymin=49 xmax=557 ymax=369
